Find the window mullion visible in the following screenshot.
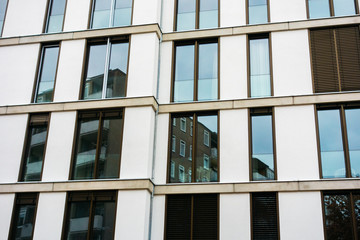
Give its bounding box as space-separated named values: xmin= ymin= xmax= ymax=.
xmin=109 ymin=0 xmax=116 ymax=27
xmin=194 ymin=41 xmax=199 ymax=101
xmin=332 ymin=29 xmax=342 ymax=91
xmin=102 ymin=39 xmax=111 ymax=99
xmin=195 ymin=0 xmax=199 ymax=29
xmin=192 ymin=114 xmax=196 ymax=182
xmin=340 ymin=106 xmax=352 ymax=178
xmin=94 ymin=113 xmax=103 ymax=178
xmin=190 ymin=195 xmax=194 ymax=240
xmin=329 ymin=0 xmax=334 ymax=16
xmin=87 ymin=194 xmax=95 ymax=240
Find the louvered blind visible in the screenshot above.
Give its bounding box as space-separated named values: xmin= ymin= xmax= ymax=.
xmin=193 ymin=194 xmax=218 ymax=240
xmin=166 ymin=195 xmax=192 ymax=240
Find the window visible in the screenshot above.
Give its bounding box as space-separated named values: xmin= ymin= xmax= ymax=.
xmin=323 ymin=191 xmax=360 ymax=239
xmin=173 ymin=118 xmax=176 ymax=126
xmin=179 ymin=165 xmax=185 ymax=182
xmin=165 ymin=194 xmax=218 ymax=240
xmin=310 ymin=26 xmax=360 ymax=93
xmin=317 ymin=104 xmax=360 ymax=178
xmin=252 ymin=192 xmax=279 ymax=240
xmin=204 ymin=130 xmax=209 ymax=146
xmin=249 ymin=34 xmax=272 ymax=98
xmin=9 ymin=193 xmax=38 ymax=240
xmin=175 ymin=0 xmax=218 ymax=31
xmin=170 ymin=161 xmax=175 ymax=178
xmin=172 ymin=135 xmax=176 ymax=152
xmin=0 ymin=0 xmax=8 ymax=36
xmin=71 ymin=109 xmax=123 ymax=180
xmin=180 ymin=140 xmax=186 ymax=157
xmin=33 ymin=44 xmax=60 ymax=103
xmin=82 ymin=38 xmax=129 ymax=100
xmin=173 ymin=39 xmax=218 ymax=102
xmin=190 ymin=121 xmax=193 ymax=136
xmin=45 ymin=0 xmax=66 ymax=33
xmin=308 ymin=0 xmax=357 ymax=19
xmin=248 ymin=0 xmax=268 ymax=24
xmin=90 ymin=0 xmax=132 ymax=29
xmin=250 ymin=108 xmax=276 ymax=181
xmin=19 ymin=114 xmax=49 ymax=182
xmin=63 ymin=191 xmax=116 ymax=239
xmin=169 ymin=112 xmax=218 ymax=183
xmin=203 ymin=154 xmax=209 ymax=169
xmin=180 ymin=117 xmax=186 ymax=132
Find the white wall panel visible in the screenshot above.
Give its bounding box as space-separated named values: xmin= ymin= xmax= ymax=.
xmin=161 ymin=0 xmax=175 ymax=32
xmin=150 ymin=196 xmax=165 ymax=240
xmin=270 ymin=0 xmax=307 ymax=22
xmin=220 ymin=0 xmax=245 ymax=27
xmin=132 ymin=0 xmax=161 ymax=25
xmin=157 ymin=41 xmax=172 ymax=104
xmin=63 ymin=0 xmax=91 ymax=31
xmin=0 ymin=194 xmax=14 ymax=240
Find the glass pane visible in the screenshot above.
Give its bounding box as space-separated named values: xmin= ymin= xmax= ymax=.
xmin=83 ymin=44 xmax=107 ymax=100
xmin=318 ymin=110 xmax=346 ymax=178
xmin=345 ymin=109 xmax=360 ymax=177
xmin=251 ymin=115 xmax=275 ymax=180
xmin=196 ymin=115 xmax=218 ymax=182
xmin=92 ymin=0 xmax=111 ymax=29
xmin=198 ymin=42 xmax=218 ymax=101
xmin=199 ymin=0 xmax=218 ymax=29
xmin=113 ymin=0 xmax=132 ymax=27
xmin=0 ymin=0 xmax=8 ymax=20
xmin=106 ymin=42 xmax=128 ymax=98
xmin=174 ymin=45 xmax=194 ymax=102
xmin=47 ymin=15 xmax=64 ymax=33
xmin=250 ymin=38 xmax=271 ymax=97
xmin=36 ymin=46 xmax=59 ymax=103
xmin=177 ymin=0 xmax=196 ymax=31
xmin=169 ymin=116 xmax=193 ymax=183
xmin=13 ymin=205 xmax=36 ymax=240
xmin=308 ymin=0 xmax=330 ymax=19
xmin=73 ymin=119 xmax=99 ymax=180
xmin=324 ymin=194 xmax=354 ymax=240
xmin=333 ymin=0 xmax=356 ymax=16
xmin=98 ymin=117 xmax=122 ymax=178
xmin=22 ymin=125 xmax=47 ymax=181
xmin=249 ymin=0 xmax=268 ymax=24
xmin=66 ymin=202 xmax=91 ymax=240
xmin=0 ymin=21 xmax=3 ymax=35
xmin=50 ymin=0 xmax=66 ymax=15
xmin=92 ymin=201 xmax=116 ymax=240
xmin=354 ymin=194 xmax=360 ymax=238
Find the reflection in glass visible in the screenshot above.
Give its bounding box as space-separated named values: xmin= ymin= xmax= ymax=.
xmin=92 ymin=0 xmax=111 ymax=29
xmin=318 ymin=110 xmax=346 ymax=178
xmin=251 ymin=114 xmax=274 ymax=180
xmin=0 ymin=0 xmax=8 ymax=35
xmin=333 ymin=0 xmax=356 ymax=17
xmin=35 ymin=46 xmax=59 ymax=103
xmin=12 ymin=204 xmax=36 ymax=240
xmin=353 ymin=194 xmax=360 ymax=237
xmin=174 ymin=45 xmax=195 ymax=102
xmin=46 ymin=0 xmax=66 ymax=33
xmin=248 ymin=0 xmax=268 ymax=24
xmin=114 ymin=0 xmax=132 ymax=27
xmin=92 ymin=202 xmax=116 ymax=239
xmin=199 ymin=0 xmax=218 ymax=29
xmin=177 ymin=0 xmax=196 ymax=31
xmin=198 ymin=43 xmax=218 ymax=101
xmin=345 ymin=109 xmax=360 ymax=177
xmin=67 ymin=202 xmax=91 ymax=240
xmin=308 ymin=0 xmax=330 ymax=19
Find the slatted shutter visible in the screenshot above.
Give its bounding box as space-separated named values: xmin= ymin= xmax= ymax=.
xmin=166 ymin=195 xmax=192 ymax=240
xmin=252 ymin=192 xmax=278 ymax=240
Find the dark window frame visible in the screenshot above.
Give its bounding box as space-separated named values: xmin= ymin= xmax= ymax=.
xmin=246 ymin=0 xmax=270 ymax=25
xmin=43 ymin=0 xmax=68 ymax=33
xmin=306 ymin=0 xmax=359 ymax=19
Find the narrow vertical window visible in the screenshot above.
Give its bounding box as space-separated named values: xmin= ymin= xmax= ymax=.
xmin=204 ymin=130 xmax=209 ymax=146
xmin=0 ymin=0 xmax=8 ymax=36
xmin=345 ymin=108 xmax=360 ymax=177
xmin=91 ymin=0 xmax=132 ymax=29
xmin=45 ymin=0 xmax=66 ymax=33
xmin=248 ymin=0 xmax=268 ymax=24
xmin=250 ymin=108 xmax=275 ymax=181
xmin=249 ymin=35 xmax=271 ymax=98
xmin=20 ymin=114 xmax=49 ymax=182
xmin=34 ymin=45 xmax=60 ymax=103
xmin=176 ymin=0 xmax=196 ymax=31
xmin=333 ymin=0 xmax=356 ymax=16
xmin=199 ymin=0 xmax=218 ymax=29
xmin=180 ymin=117 xmax=186 ymax=132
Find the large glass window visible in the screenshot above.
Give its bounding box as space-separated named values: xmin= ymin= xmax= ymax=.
xmin=250 ymin=108 xmax=275 ymax=181
xmin=90 ymin=0 xmax=132 ymax=29
xmin=0 ymin=0 xmax=8 ymax=36
xmin=308 ymin=0 xmax=356 ymax=19
xmin=176 ymin=0 xmax=218 ymax=31
xmin=248 ymin=0 xmax=268 ymax=24
xmin=173 ymin=39 xmax=218 ymax=102
xmin=45 ymin=0 xmax=66 ymax=33
xmin=82 ymin=38 xmax=129 ymax=100
xmin=169 ymin=112 xmax=218 ymax=183
xmin=19 ymin=114 xmax=49 ymax=182
xmin=34 ymin=45 xmax=60 ymax=103
xmin=71 ymin=109 xmax=123 ymax=180
xmin=63 ymin=191 xmax=116 ymax=240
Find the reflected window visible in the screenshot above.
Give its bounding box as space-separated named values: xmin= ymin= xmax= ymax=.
xmin=9 ymin=193 xmax=38 ymax=240
xmin=180 ymin=117 xmax=186 ymax=132
xmin=170 ymin=161 xmax=175 ymax=178
xmin=0 ymin=0 xmax=8 ymax=36
xmin=248 ymin=0 xmax=268 ymax=24
xmin=45 ymin=0 xmax=66 ymax=33
xmin=34 ymin=45 xmax=60 ymax=103
xmin=179 ymin=165 xmax=185 ymax=182
xmin=172 ymin=135 xmax=176 ymax=152
xmin=308 ymin=0 xmax=356 ymax=19
xmin=250 ymin=108 xmax=275 ymax=181
xmin=82 ymin=38 xmax=129 ymax=100
xmin=19 ymin=114 xmax=49 ymax=182
xmin=173 ymin=40 xmax=218 ymax=102
xmin=176 ymin=0 xmax=218 ymax=31
xmin=169 ymin=112 xmax=218 ymax=183
xmin=71 ymin=109 xmax=123 ymax=180
xmin=63 ymin=191 xmax=116 ymax=240
xmin=91 ymin=0 xmax=132 ymax=29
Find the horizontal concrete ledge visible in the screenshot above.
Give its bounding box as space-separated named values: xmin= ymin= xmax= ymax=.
xmin=0 ymin=179 xmax=154 ymax=194
xmin=0 ymin=96 xmax=158 ymax=115
xmin=158 ymin=91 xmax=360 ymax=113
xmin=0 ymin=24 xmax=162 ymax=47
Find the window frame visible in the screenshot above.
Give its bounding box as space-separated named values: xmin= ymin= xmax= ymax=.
xmin=306 ymin=0 xmax=359 ymax=19
xmin=246 ymin=0 xmax=270 ymax=25
xmin=180 ymin=117 xmax=186 ymax=132
xmin=0 ymin=0 xmax=9 ymax=37
xmin=43 ymin=0 xmax=68 ymax=33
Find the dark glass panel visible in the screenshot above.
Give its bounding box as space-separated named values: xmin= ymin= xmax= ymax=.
xmin=308 ymin=0 xmax=330 ymax=19
xmin=166 ymin=195 xmax=192 ymax=240
xmin=345 ymin=108 xmax=360 ymax=177
xmin=92 ymin=0 xmax=111 ymax=29
xmin=333 ymin=0 xmax=356 ymax=16
xmin=36 ymin=46 xmax=59 ymax=103
xmin=198 ymin=42 xmax=217 ymax=101
xmin=318 ymin=110 xmax=346 ymax=178
xmin=251 ymin=114 xmax=274 ymax=180
xmin=46 ymin=0 xmax=66 ymax=33
xmin=199 ymin=0 xmax=218 ymax=29
xmin=66 ymin=202 xmax=91 ymax=240
xmin=354 ymin=194 xmax=360 ymax=238
xmin=195 ymin=115 xmax=218 ymax=182
xmin=12 ymin=204 xmax=36 ymax=240
xmin=106 ymin=42 xmax=128 ymax=98
xmin=113 ymin=0 xmax=132 ymax=27
xmin=92 ymin=201 xmax=116 ymax=240
xmin=177 ymin=0 xmax=196 ymax=31
xmin=248 ymin=0 xmax=268 ymax=24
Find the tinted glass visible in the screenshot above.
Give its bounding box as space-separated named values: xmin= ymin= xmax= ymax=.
xmin=83 ymin=44 xmax=107 ymax=100
xmin=199 ymin=0 xmax=218 ymax=29
xmin=66 ymin=202 xmax=91 ymax=240
xmin=318 ymin=110 xmax=346 ymax=178
xmin=12 ymin=204 xmax=36 ymax=240
xmin=354 ymin=194 xmax=360 ymax=238
xmin=113 ymin=0 xmax=132 ymax=27
xmin=174 ymin=45 xmax=195 ymax=102
xmin=177 ymin=0 xmax=196 ymax=31
xmin=36 ymin=46 xmax=59 ymax=103
xmin=46 ymin=0 xmax=66 ymax=33
xmin=92 ymin=201 xmax=116 ymax=239
xmin=249 ymin=0 xmax=268 ymax=24
xmin=251 ymin=114 xmax=275 ymax=180
xmin=308 ymin=0 xmax=330 ymax=19
xmin=345 ymin=109 xmax=360 ymax=177
xmin=250 ymin=38 xmax=271 ymax=97
xmin=92 ymin=0 xmax=111 ymax=29
xmin=195 ymin=115 xmax=218 ymax=182
xmin=333 ymin=0 xmax=356 ymax=16
xmin=198 ymin=42 xmax=217 ymax=101
xmin=106 ymin=42 xmax=128 ymax=98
